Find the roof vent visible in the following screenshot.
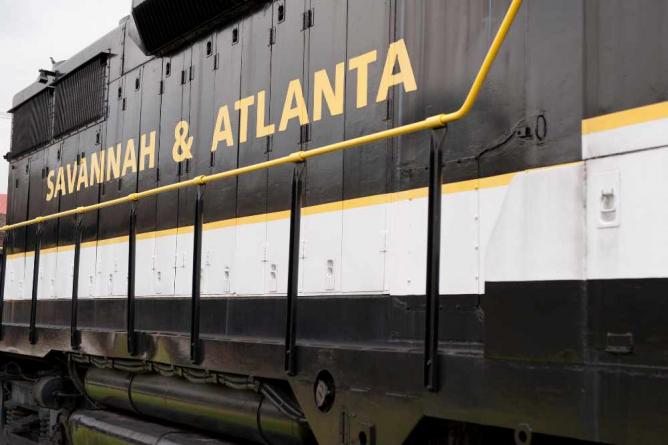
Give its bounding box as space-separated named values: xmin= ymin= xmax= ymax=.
xmin=131 ymin=0 xmax=269 ymax=56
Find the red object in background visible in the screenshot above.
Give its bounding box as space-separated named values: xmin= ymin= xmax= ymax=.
xmin=0 ymin=194 xmax=6 ymax=214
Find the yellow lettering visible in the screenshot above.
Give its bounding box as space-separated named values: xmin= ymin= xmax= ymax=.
xmin=348 ymin=50 xmax=377 ymax=108
xmin=376 ymin=39 xmax=417 ymax=102
xmin=140 ymin=131 xmax=156 ymax=171
xmin=122 ymin=138 xmax=137 ymax=177
xmin=106 ymin=144 xmax=122 ymax=181
xmin=279 ymin=79 xmax=309 ymax=132
xmin=45 ymin=170 xmax=55 ymax=202
xmin=211 ymin=105 xmax=234 ymax=151
xmin=313 ymin=62 xmax=345 ymax=122
xmin=234 ymin=96 xmax=255 ymax=144
xmin=90 ymin=150 xmax=105 ymax=185
xmin=256 ymin=90 xmax=275 ymax=138
xmin=172 ymin=121 xmax=193 ymax=162
xmin=66 ymin=162 xmax=78 ymax=195
xmin=55 ymin=167 xmax=66 ymax=198
xmin=77 ymin=158 xmax=89 ymax=191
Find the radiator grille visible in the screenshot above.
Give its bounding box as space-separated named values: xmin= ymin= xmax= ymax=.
xmin=53 ymin=54 xmax=107 ymax=138
xmin=10 ymin=89 xmax=53 ymax=155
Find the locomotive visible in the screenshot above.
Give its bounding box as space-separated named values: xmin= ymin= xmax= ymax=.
xmin=2 ymin=0 xmax=668 ymax=444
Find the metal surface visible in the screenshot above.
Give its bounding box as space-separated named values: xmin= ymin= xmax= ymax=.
xmin=9 ymin=89 xmax=53 ymax=155
xmin=53 ymin=54 xmax=107 ymax=138
xmin=127 ymin=202 xmax=137 ymax=356
xmin=10 ymin=1 xmax=665 ymax=443
xmin=190 ymin=184 xmax=204 ymax=364
xmin=131 ymin=0 xmax=269 ymax=56
xmin=424 ymin=128 xmax=446 ymax=391
xmin=84 ymin=368 xmax=312 ymax=445
xmin=70 ymin=217 xmax=82 ymax=350
xmin=0 ymin=0 xmax=524 ymax=234
xmin=70 ymin=410 xmax=239 ymax=445
xmin=0 ymin=236 xmax=7 ymax=339
xmin=285 ymin=164 xmax=305 ymax=377
xmin=28 ymin=225 xmax=41 ymax=345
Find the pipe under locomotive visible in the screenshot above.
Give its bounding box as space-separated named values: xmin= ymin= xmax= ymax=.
xmin=3 ymin=0 xmax=668 ymax=444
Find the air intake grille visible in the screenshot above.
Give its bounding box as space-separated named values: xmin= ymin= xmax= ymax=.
xmin=132 ymin=0 xmax=268 ymax=55
xmin=10 ymin=89 xmax=53 ymax=155
xmin=53 ymin=54 xmax=107 ymax=138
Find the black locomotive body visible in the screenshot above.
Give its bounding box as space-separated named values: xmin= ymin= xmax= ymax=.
xmin=2 ymin=1 xmax=668 ymax=444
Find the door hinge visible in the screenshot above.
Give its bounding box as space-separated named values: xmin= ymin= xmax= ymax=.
xmin=299 ymin=123 xmax=311 ymax=144
xmin=302 ymin=9 xmax=314 ymax=30
xmin=269 ymin=26 xmax=276 ymax=45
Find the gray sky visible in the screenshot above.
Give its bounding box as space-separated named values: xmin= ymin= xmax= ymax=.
xmin=0 ymin=0 xmax=131 ymax=194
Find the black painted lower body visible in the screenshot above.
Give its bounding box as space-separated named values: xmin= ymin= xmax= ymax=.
xmin=1 ymin=279 xmax=668 ymax=445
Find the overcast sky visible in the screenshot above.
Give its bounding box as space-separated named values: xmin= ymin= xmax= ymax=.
xmin=0 ymin=0 xmax=131 ymax=194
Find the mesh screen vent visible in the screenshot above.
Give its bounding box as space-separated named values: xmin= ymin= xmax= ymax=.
xmin=10 ymin=88 xmax=53 ymax=155
xmin=53 ymin=54 xmax=107 ymax=138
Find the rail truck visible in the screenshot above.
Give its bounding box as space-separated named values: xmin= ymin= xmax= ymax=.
xmin=1 ymin=0 xmax=668 ymax=444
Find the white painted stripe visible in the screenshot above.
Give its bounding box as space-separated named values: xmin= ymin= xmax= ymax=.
xmin=5 ymin=163 xmax=599 ymax=301
xmin=583 ymin=118 xmax=668 ymax=159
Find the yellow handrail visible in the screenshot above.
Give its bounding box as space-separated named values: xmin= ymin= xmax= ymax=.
xmin=0 ymin=0 xmax=522 ymax=233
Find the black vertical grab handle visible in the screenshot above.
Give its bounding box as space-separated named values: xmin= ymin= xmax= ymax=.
xmin=424 ymin=127 xmax=447 ymax=392
xmin=285 ymin=163 xmax=305 ymax=376
xmin=190 ymin=184 xmax=205 ymax=364
xmin=0 ymin=234 xmax=9 ymax=340
xmin=127 ymin=202 xmax=138 ymax=356
xmin=70 ymin=216 xmax=82 ymax=349
xmin=29 ymin=224 xmax=42 ymax=345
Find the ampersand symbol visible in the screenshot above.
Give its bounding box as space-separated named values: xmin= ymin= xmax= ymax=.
xmin=172 ymin=120 xmax=194 ymax=162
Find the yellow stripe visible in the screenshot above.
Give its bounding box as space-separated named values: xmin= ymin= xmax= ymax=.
xmin=4 ymin=161 xmax=578 ymax=260
xmin=582 ymin=101 xmax=668 ymax=135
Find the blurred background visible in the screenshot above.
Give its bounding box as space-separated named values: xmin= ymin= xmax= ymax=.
xmin=0 ymin=0 xmax=130 ymax=223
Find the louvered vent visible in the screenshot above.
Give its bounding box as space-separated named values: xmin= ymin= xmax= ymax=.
xmin=10 ymin=89 xmax=53 ymax=155
xmin=132 ymin=0 xmax=268 ymax=55
xmin=53 ymin=54 xmax=108 ymax=138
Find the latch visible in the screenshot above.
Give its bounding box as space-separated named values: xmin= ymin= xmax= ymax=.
xmin=605 ymin=332 xmax=633 ymax=355
xmin=593 ymin=170 xmax=621 ymax=228
xmin=302 ymin=8 xmax=314 ymax=30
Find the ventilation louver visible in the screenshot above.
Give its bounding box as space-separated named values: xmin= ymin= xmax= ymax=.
xmin=53 ymin=54 xmax=107 ymax=138
xmin=10 ymin=88 xmax=53 ymax=155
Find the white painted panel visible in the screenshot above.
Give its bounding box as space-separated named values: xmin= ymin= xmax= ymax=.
xmin=52 ymin=248 xmax=74 ymax=299
xmin=174 ymin=230 xmax=194 ymax=297
xmin=4 ymin=256 xmax=25 ymax=301
xmin=478 ymin=185 xmax=510 ymax=293
xmin=78 ymin=245 xmax=97 ymax=299
xmin=202 ymin=226 xmax=236 ymax=295
xmin=154 ymin=234 xmax=177 ymax=296
xmin=23 ymin=255 xmax=34 ymax=300
xmin=485 ymin=165 xmax=585 ymax=282
xmin=136 ymin=236 xmax=156 ymax=297
xmin=583 ymin=118 xmax=668 ymax=159
xmin=587 ymin=147 xmax=668 ymax=279
xmin=341 ymin=204 xmax=387 ymax=293
xmin=302 ymin=210 xmax=343 ymax=294
xmin=111 ymin=242 xmax=129 ymax=297
xmin=94 ymin=243 xmax=114 ymax=298
xmin=440 ymin=190 xmax=479 ymax=295
xmin=265 ymin=218 xmax=289 ymax=295
xmin=386 ymin=196 xmax=427 ymax=296
xmin=233 ymin=221 xmax=266 ymax=295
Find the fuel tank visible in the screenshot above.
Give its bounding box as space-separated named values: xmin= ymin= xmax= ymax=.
xmin=84 ymin=368 xmax=313 ymax=445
